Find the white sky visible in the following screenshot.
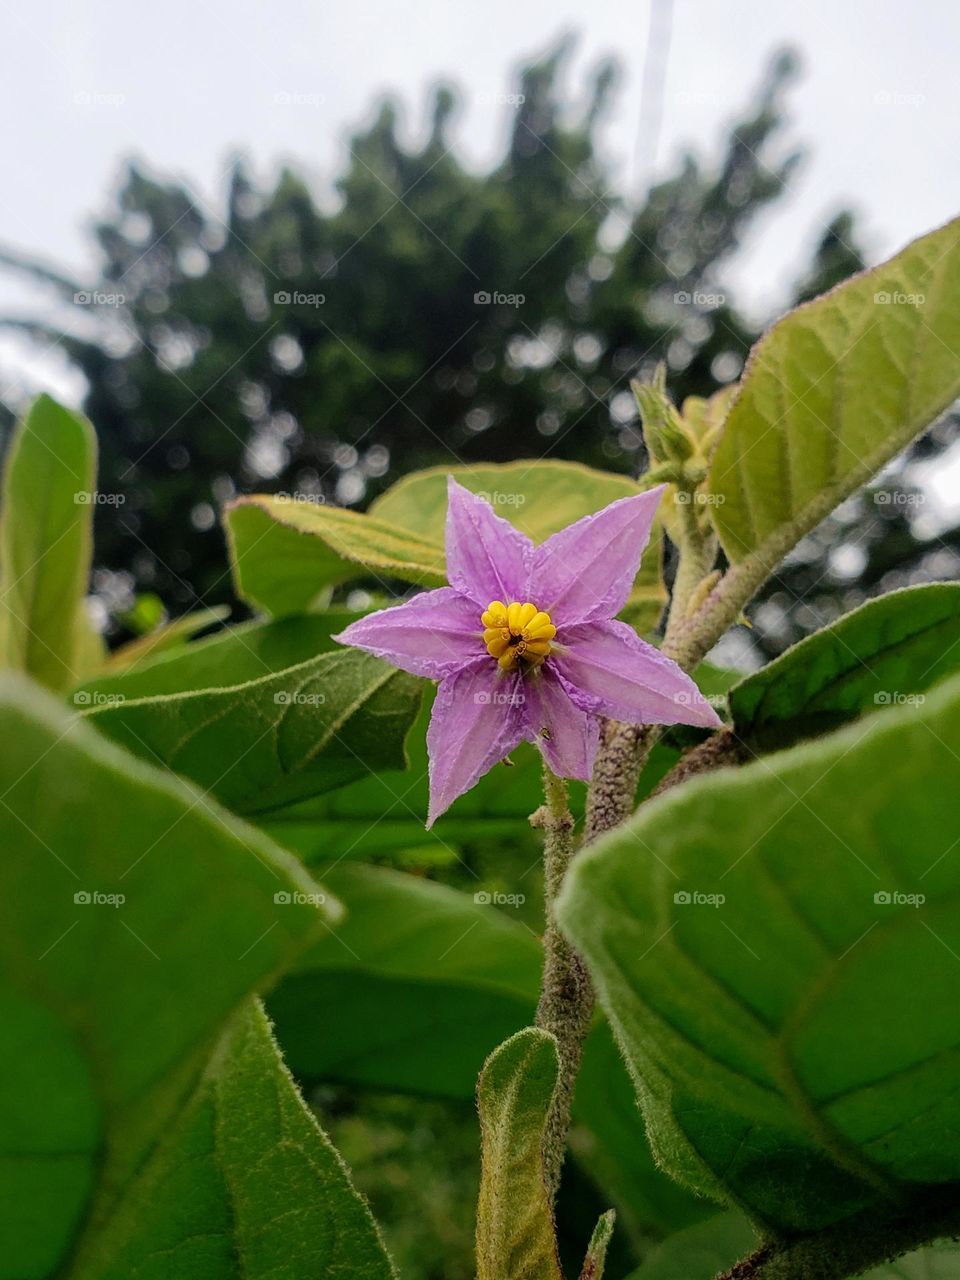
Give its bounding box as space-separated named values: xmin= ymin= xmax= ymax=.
xmin=0 ymin=0 xmax=958 ymax=404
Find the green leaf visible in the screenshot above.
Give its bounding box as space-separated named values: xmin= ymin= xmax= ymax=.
xmin=268 ymin=862 xmax=706 ymax=1239
xmin=0 ymin=674 xmax=336 ymax=1279
xmin=225 ymin=460 xmax=667 ymax=626
xmin=624 ymin=1213 xmax=757 ymax=1279
xmin=0 ymin=395 xmax=96 ymax=690
xmin=224 ymin=496 xmax=444 ymax=615
xmin=476 ymin=1028 xmax=563 ymax=1280
xmin=558 ymin=671 xmax=960 ymax=1233
xmin=729 ymin=583 xmax=960 ymax=749
xmin=74 ymin=610 xmax=361 ymax=703
xmin=624 ymin=1216 xmax=960 ymax=1280
xmin=80 ymin=648 xmax=422 ymax=816
xmin=72 ymin=999 xmax=395 ymax=1280
xmin=371 ymin=460 xmax=667 ymax=629
xmin=707 ymin=218 xmax=960 ymax=576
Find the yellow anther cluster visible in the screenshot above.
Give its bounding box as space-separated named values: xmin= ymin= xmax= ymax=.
xmin=481 ymin=600 xmax=556 ymax=671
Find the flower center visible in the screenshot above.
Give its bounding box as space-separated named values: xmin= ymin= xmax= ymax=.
xmin=481 ymin=600 xmax=557 ymax=672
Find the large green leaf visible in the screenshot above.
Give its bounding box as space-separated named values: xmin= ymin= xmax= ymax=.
xmin=74 ymin=610 xmax=362 ymax=703
xmin=72 ymin=999 xmax=395 ymax=1280
xmin=558 ymin=671 xmax=960 ymax=1233
xmin=80 ymin=648 xmax=422 ymax=817
xmin=729 ymin=583 xmax=960 ymax=749
xmin=0 ymin=395 xmax=96 ymax=690
xmin=226 ymin=460 xmax=667 ymax=627
xmin=0 ymin=675 xmax=335 ymax=1280
xmin=707 ymin=218 xmax=960 ymax=575
xmin=224 ymin=496 xmax=444 ymax=614
xmin=268 ymin=862 xmax=706 ymax=1239
xmin=476 ymin=1028 xmax=563 ymax=1280
xmin=625 ymin=1214 xmax=960 ymax=1280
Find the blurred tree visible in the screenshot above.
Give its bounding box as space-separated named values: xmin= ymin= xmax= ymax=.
xmin=0 ymin=42 xmax=877 ymax=633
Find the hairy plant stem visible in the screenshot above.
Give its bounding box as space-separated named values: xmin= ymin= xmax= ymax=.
xmin=533 ymin=767 xmax=591 ymax=1203
xmin=530 ymin=518 xmax=768 ymax=1209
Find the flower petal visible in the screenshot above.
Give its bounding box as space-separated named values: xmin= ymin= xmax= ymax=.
xmin=552 ymin=619 xmax=723 ymax=729
xmin=427 ymin=662 xmax=526 ymax=826
xmin=521 ymin=667 xmax=599 ymax=781
xmin=333 ymin=587 xmax=482 ymax=678
xmin=532 ymin=487 xmax=665 ymax=625
xmin=445 ymin=477 xmax=533 ymax=605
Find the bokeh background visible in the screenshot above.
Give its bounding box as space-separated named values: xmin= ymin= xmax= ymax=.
xmin=1 ymin=3 xmax=959 ymax=1274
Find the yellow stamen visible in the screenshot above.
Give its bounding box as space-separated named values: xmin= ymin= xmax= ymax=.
xmin=481 ymin=599 xmax=556 ymax=671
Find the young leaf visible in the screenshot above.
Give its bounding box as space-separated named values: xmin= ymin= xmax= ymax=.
xmin=0 ymin=674 xmax=336 ymax=1279
xmin=80 ymin=648 xmax=423 ymax=816
xmin=707 ymin=218 xmax=960 ymax=578
xmin=579 ymin=1208 xmax=616 ymax=1280
xmin=105 ymin=604 xmax=230 ymax=671
xmin=0 ymin=395 xmax=96 ymax=690
xmin=728 ymin=582 xmax=960 ymax=749
xmin=476 ymin=1028 xmax=563 ymax=1280
xmin=71 ymin=999 xmax=396 ymax=1280
xmin=558 ymin=670 xmax=960 ymax=1233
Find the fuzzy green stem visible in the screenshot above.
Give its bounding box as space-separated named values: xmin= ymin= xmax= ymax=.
xmin=533 ymin=767 xmax=591 ymax=1203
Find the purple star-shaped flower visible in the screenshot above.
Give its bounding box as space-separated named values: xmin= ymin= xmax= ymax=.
xmin=335 ymin=478 xmax=721 ymax=825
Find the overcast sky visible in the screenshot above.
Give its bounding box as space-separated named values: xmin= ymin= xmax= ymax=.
xmin=1 ymin=0 xmax=958 ymax=403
